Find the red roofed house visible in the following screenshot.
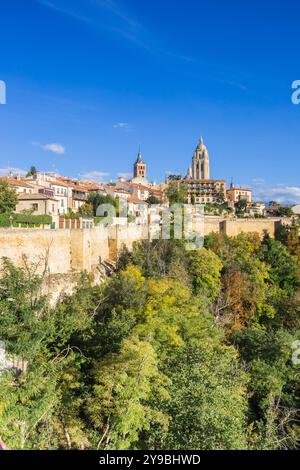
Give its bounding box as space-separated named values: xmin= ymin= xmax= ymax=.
xmin=1 ymin=176 xmax=35 ymax=194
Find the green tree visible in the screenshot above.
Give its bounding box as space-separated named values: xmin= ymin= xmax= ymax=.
xmin=277 ymin=206 xmax=293 ymax=217
xmin=26 ymin=166 xmax=37 ymax=177
xmin=166 ymin=181 xmax=187 ymax=205
xmin=233 ymin=328 xmax=300 ymax=449
xmin=86 ymin=336 xmax=169 ymax=450
xmin=87 ymin=193 xmax=116 ymax=216
xmin=0 ymin=259 xmax=91 ymax=449
xmin=118 ymin=239 xmax=189 ymax=280
xmin=260 ymin=235 xmax=299 ymax=296
xmin=0 ymin=180 xmax=18 ymax=214
xmin=276 ymin=220 xmax=300 ymax=260
xmin=205 ymin=233 xmax=272 ymax=330
xmin=160 ymin=341 xmax=248 ymax=450
xmin=0 ymin=258 xmax=49 ymax=360
xmin=235 ymin=198 xmax=247 ymax=216
xmin=146 ymin=195 xmax=159 ymax=205
xmin=187 ymin=248 xmax=222 ymax=301
xmin=78 ymin=202 xmax=94 ymax=217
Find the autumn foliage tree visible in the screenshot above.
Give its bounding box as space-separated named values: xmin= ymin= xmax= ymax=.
xmin=0 ymin=232 xmax=299 ymax=450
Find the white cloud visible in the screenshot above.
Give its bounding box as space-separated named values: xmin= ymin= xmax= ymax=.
xmin=165 ymin=170 xmax=183 ymax=177
xmin=254 ymin=185 xmax=300 ymax=205
xmin=42 ymin=143 xmax=65 ymax=155
xmin=80 ymin=171 xmax=110 ymax=183
xmin=252 ymin=178 xmax=265 ymax=185
xmin=32 ymin=141 xmax=66 ymax=155
xmin=0 ymin=167 xmax=26 ymax=177
xmin=113 ymin=122 xmax=129 ymax=129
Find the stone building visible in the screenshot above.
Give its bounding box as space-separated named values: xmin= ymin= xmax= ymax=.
xmin=226 ymin=182 xmax=252 ymax=205
xmin=16 ymin=193 xmax=58 ymax=218
xmin=25 ymin=173 xmax=89 ymax=214
xmin=118 ymin=180 xmax=150 ymax=201
xmin=186 ymin=179 xmax=227 ymax=204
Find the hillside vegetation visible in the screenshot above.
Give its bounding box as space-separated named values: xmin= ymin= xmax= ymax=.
xmin=0 ymin=227 xmax=299 ymax=449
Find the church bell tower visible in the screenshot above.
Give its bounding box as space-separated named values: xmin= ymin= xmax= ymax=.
xmin=132 ymin=148 xmax=147 ymax=183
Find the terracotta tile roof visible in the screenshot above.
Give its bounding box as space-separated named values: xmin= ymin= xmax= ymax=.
xmin=52 ymin=179 xmax=69 ymax=188
xmin=72 ymin=185 xmax=89 ymax=192
xmin=81 ymin=183 xmax=103 ymax=191
xmin=128 ymin=196 xmax=147 ymax=204
xmin=1 ymin=177 xmax=34 ymax=189
xmin=17 ymin=193 xmax=57 ymax=202
xmin=113 ymin=189 xmax=131 ymax=194
xmin=121 ymin=181 xmax=150 ymax=191
xmin=64 ymin=181 xmax=88 ymax=191
xmin=130 ymin=183 xmax=150 ymax=190
xmin=56 ymin=176 xmax=88 ymax=190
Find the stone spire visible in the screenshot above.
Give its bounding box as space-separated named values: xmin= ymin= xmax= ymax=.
xmin=135 ymin=146 xmax=144 ymax=163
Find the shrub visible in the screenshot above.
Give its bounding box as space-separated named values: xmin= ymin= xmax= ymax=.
xmin=0 ymin=213 xmax=52 ymax=227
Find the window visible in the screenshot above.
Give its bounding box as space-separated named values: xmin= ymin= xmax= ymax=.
xmin=32 ymin=203 xmax=38 ymax=211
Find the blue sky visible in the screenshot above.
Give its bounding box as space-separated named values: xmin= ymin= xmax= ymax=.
xmin=0 ymin=0 xmax=300 ymax=202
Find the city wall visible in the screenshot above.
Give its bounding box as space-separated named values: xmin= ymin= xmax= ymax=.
xmin=220 ymin=218 xmax=290 ymax=238
xmin=203 ymin=216 xmax=290 ymax=237
xmin=0 ymin=226 xmax=110 ymax=275
xmin=0 ymin=217 xmax=290 ymax=277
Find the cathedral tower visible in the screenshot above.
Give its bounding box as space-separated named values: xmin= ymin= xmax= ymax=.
xmin=188 ymin=136 xmax=210 ymax=180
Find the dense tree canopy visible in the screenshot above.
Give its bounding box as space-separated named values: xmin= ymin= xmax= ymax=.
xmin=0 ymin=230 xmax=299 ymax=449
